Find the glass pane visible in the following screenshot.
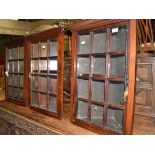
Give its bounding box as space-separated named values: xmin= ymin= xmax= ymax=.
xmin=110 ymin=26 xmax=127 ymax=52
xmin=19 ymin=75 xmax=24 ymax=87
xmin=13 ymin=87 xmax=18 ymax=99
xmin=93 ymin=32 xmax=106 ymax=53
xmin=49 ymin=60 xmax=57 ymax=71
xmin=31 ymin=92 xmax=38 ymax=107
xmin=8 ymin=49 xmax=12 ymax=60
xmin=19 ymin=61 xmax=24 ymax=73
xmin=92 ymin=57 xmax=105 ymax=75
xmin=31 ymin=60 xmax=38 ymax=72
xmin=32 ymin=43 xmax=39 ymax=58
xmin=39 ymin=60 xmax=47 ymax=72
xmin=13 ymin=48 xmax=18 ymax=59
xmin=77 ymin=79 xmax=89 ymax=99
xmin=8 ymin=62 xmax=13 ymax=73
xmin=8 ymin=86 xmax=13 ymax=97
xmin=107 ymin=108 xmax=123 ymax=132
xmin=79 ymin=34 xmax=90 ymax=54
xmin=32 ymin=76 xmax=38 ymax=90
xmin=48 ymin=96 xmax=57 ymax=112
xmin=13 ymin=74 xmax=18 ymax=86
xmin=77 ymin=101 xmax=88 ymax=121
xmin=91 ymin=104 xmax=104 ymax=126
xmin=110 ymin=55 xmax=125 ymax=77
xmin=40 ymin=42 xmax=48 ymax=57
xmin=13 ymin=61 xmax=18 ymax=73
xmin=108 ymin=82 xmax=125 ymax=104
xmin=92 ymin=80 xmax=105 ymax=102
xmin=19 ymin=47 xmax=24 ymax=59
xmin=39 ymin=93 xmax=47 ymax=110
xmin=8 ymin=74 xmax=12 ymax=85
xmin=49 ymin=77 xmax=57 ymax=94
xmin=39 ymin=76 xmax=47 ymax=92
xmin=50 ymin=41 xmax=57 ymax=56
xmin=78 ymin=58 xmax=89 ymax=75
xmin=19 ymin=88 xmax=24 ymax=100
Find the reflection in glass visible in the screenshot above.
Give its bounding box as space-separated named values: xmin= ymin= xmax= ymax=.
xmin=14 ymin=61 xmax=18 ymax=72
xmin=13 ymin=87 xmax=18 ymax=98
xmin=39 ymin=60 xmax=47 ymax=71
xmin=108 ymin=82 xmax=125 ymax=104
xmin=32 ymin=43 xmax=39 ymax=58
xmin=110 ymin=55 xmax=125 ymax=77
xmin=49 ymin=60 xmax=57 ymax=71
xmin=39 ymin=93 xmax=47 ymax=110
xmin=48 ymin=96 xmax=57 ymax=112
xmin=19 ymin=47 xmax=24 ymax=59
xmin=39 ymin=76 xmax=47 ymax=92
xmin=8 ymin=62 xmax=13 ymax=73
xmin=13 ymin=74 xmax=18 ymax=86
xmin=31 ymin=60 xmax=38 ymax=72
xmin=31 ymin=92 xmax=38 ymax=107
xmin=91 ymin=105 xmax=104 ymax=126
xmin=19 ymin=88 xmax=24 ymax=100
xmin=32 ymin=76 xmax=38 ymax=90
xmin=19 ymin=61 xmax=24 ymax=73
xmin=8 ymin=49 xmax=12 ymax=60
xmin=40 ymin=42 xmax=47 ymax=57
xmin=107 ymin=108 xmax=123 ymax=132
xmin=19 ymin=75 xmax=24 ymax=87
xmin=77 ymin=79 xmax=89 ymax=99
xmin=79 ymin=34 xmax=90 ymax=54
xmin=78 ymin=58 xmax=89 ymax=75
xmin=14 ymin=48 xmax=18 ymax=59
xmin=93 ymin=32 xmax=106 ymax=53
xmin=77 ymin=101 xmax=88 ymax=121
xmin=110 ymin=26 xmax=127 ymax=52
xmin=92 ymin=57 xmax=105 ymax=75
xmin=49 ymin=78 xmax=57 ymax=94
xmin=92 ymin=80 xmax=105 ymax=102
xmin=8 ymin=74 xmax=12 ymax=85
xmin=50 ymin=41 xmax=57 ymax=56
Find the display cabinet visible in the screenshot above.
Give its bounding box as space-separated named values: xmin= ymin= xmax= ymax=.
xmin=27 ymin=28 xmax=64 ymax=119
xmin=5 ymin=39 xmax=25 ymax=105
xmin=69 ymin=20 xmax=136 ymax=134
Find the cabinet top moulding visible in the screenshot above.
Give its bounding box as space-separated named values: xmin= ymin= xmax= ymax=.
xmin=68 ymin=19 xmax=128 ymax=31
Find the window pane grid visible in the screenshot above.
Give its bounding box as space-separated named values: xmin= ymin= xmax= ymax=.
xmin=75 ymin=25 xmax=128 ymax=133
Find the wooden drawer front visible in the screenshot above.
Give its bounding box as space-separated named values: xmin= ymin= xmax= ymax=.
xmin=137 ymin=64 xmax=153 ymax=84
xmin=15 ymin=117 xmax=36 ymax=134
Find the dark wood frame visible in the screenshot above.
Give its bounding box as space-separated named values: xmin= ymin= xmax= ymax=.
xmin=69 ymin=19 xmax=137 ymax=135
xmin=26 ymin=28 xmax=64 ymax=119
xmin=5 ymin=38 xmax=26 ymax=106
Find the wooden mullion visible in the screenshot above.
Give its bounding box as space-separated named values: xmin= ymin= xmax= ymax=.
xmin=47 ymin=40 xmax=50 ymax=111
xmin=38 ymin=42 xmax=40 ymax=108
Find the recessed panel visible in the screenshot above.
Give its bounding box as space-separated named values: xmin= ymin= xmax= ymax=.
xmin=19 ymin=61 xmax=24 ymax=73
xmin=13 ymin=61 xmax=18 ymax=73
xmin=32 ymin=76 xmax=38 ymax=90
xmin=31 ymin=60 xmax=38 ymax=72
xmin=32 ymin=43 xmax=39 ymax=58
xmin=77 ymin=79 xmax=89 ymax=99
xmin=108 ymin=82 xmax=125 ymax=104
xmin=8 ymin=86 xmax=13 ymax=97
xmin=8 ymin=74 xmax=12 ymax=85
xmin=13 ymin=74 xmax=18 ymax=86
xmin=12 ymin=87 xmax=18 ymax=99
xmin=107 ymin=108 xmax=123 ymax=133
xmin=79 ymin=34 xmax=90 ymax=54
xmin=77 ymin=101 xmax=88 ymax=121
xmin=8 ymin=62 xmax=13 ymax=73
xmin=39 ymin=76 xmax=47 ymax=92
xmin=19 ymin=47 xmax=24 ymax=59
xmin=31 ymin=92 xmax=38 ymax=107
xmin=92 ymin=80 xmax=105 ymax=102
xmin=91 ymin=104 xmax=104 ymax=127
xmin=19 ymin=75 xmax=24 ymax=87
xmin=50 ymin=41 xmax=57 ymax=56
xmin=93 ymin=32 xmax=106 ymax=53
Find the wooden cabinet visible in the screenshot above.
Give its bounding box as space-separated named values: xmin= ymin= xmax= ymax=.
xmin=135 ymin=54 xmax=155 ymax=117
xmin=69 ymin=20 xmax=137 ymax=134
